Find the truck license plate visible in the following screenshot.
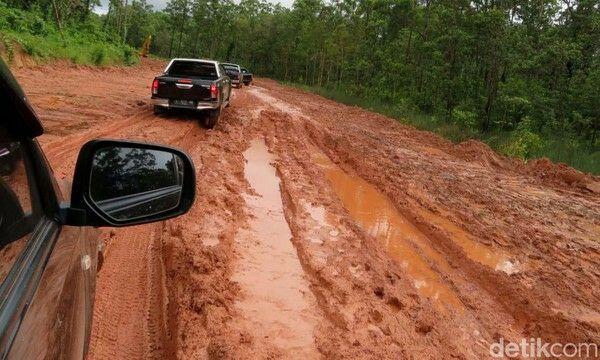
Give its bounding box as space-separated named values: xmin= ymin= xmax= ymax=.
xmin=171 ymin=99 xmax=195 ymax=107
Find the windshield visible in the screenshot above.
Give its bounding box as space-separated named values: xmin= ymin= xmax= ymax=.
xmin=222 ymin=65 xmax=240 ymax=74
xmin=167 ymin=61 xmax=218 ymax=79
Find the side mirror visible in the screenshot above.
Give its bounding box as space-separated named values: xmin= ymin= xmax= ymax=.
xmin=64 ymin=139 xmax=195 ymax=227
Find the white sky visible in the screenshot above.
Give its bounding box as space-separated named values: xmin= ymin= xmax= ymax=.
xmin=93 ymin=0 xmax=293 ymax=14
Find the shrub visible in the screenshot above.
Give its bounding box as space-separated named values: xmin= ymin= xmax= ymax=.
xmin=495 ymin=95 xmax=532 ymax=128
xmin=123 ymin=47 xmax=138 ymax=65
xmin=451 ymin=107 xmax=478 ymax=131
xmin=91 ymin=46 xmax=106 ymax=66
xmin=500 ymin=117 xmax=544 ymax=159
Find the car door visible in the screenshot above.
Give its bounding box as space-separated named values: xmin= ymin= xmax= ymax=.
xmin=0 ymin=57 xmax=195 ymax=360
xmin=0 ymin=123 xmax=97 ymax=359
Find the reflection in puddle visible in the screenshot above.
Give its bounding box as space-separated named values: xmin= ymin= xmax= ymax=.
xmin=313 ymin=152 xmax=464 ymax=312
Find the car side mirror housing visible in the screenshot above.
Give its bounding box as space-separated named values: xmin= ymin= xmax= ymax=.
xmin=64 ymin=139 xmax=195 ymax=227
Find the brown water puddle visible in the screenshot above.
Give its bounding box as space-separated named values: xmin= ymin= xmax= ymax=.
xmin=412 ymin=206 xmax=520 ymax=274
xmin=233 ymin=138 xmax=320 ymax=357
xmin=312 ymin=152 xmax=464 ymax=312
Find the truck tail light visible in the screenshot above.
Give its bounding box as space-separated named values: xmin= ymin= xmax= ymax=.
xmin=152 ymin=79 xmax=159 ymax=95
xmin=210 ymin=83 xmax=218 ymax=99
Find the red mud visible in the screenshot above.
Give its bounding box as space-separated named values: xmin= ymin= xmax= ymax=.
xmin=12 ymin=60 xmax=600 ymax=359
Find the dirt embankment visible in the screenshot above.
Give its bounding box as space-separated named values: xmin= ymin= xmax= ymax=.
xmin=14 ymin=60 xmax=600 ymax=359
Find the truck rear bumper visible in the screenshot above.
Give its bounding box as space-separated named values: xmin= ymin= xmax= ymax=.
xmin=152 ymin=98 xmax=219 ymax=111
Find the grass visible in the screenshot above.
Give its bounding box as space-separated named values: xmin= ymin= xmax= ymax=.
xmin=0 ymin=2 xmax=138 ymax=66
xmin=2 ymin=31 xmax=139 ymax=66
xmin=288 ymin=83 xmax=600 ymax=175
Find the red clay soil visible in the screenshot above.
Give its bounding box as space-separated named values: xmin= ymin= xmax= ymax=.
xmin=13 ymin=59 xmax=600 ymax=359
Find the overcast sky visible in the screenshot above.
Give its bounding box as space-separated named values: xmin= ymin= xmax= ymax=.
xmin=94 ymin=0 xmax=293 ymax=14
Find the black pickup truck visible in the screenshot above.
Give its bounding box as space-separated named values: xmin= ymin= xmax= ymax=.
xmin=151 ymin=59 xmax=232 ymax=128
xmin=221 ymin=63 xmax=243 ymax=88
xmin=241 ymin=67 xmax=253 ymax=86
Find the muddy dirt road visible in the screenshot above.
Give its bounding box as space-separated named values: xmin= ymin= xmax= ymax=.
xmin=14 ymin=60 xmax=600 ymax=359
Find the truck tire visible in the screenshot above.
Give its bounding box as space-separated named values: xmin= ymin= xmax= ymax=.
xmin=225 ymin=93 xmax=231 ymax=108
xmin=204 ymin=108 xmax=221 ymax=129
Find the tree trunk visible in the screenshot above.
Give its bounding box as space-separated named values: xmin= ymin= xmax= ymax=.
xmin=192 ymin=26 xmax=200 ymax=54
xmin=104 ymin=1 xmax=113 ymax=31
xmin=51 ymin=0 xmax=64 ymax=40
xmin=284 ymin=51 xmax=289 ymax=81
xmin=122 ymin=0 xmax=129 ymax=44
xmin=318 ymin=50 xmax=325 ymax=87
xmin=416 ymin=0 xmax=432 ymax=92
xmin=405 ymin=27 xmax=413 ymax=61
xmin=305 ymin=60 xmax=309 ymax=84
xmin=483 ymin=62 xmax=500 ymax=131
xmin=168 ymin=26 xmax=176 ymax=58
xmin=82 ymin=0 xmax=92 ymax=20
xmin=338 ymin=46 xmax=344 ymax=86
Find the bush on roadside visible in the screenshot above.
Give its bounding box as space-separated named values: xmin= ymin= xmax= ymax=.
xmin=91 ymin=46 xmax=106 ymax=66
xmin=0 ymin=2 xmax=139 ymax=66
xmin=500 ymin=118 xmax=544 ymax=159
xmin=451 ymin=107 xmax=478 ymax=131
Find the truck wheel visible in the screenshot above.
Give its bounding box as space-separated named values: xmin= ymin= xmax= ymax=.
xmin=153 ymin=105 xmax=164 ymax=115
xmin=204 ymin=108 xmax=221 ymax=129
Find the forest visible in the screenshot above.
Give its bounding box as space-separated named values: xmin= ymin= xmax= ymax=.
xmin=0 ymin=0 xmax=598 ymax=173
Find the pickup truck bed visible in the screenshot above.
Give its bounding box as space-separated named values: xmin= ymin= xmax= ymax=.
xmin=151 ymin=59 xmax=232 ymax=128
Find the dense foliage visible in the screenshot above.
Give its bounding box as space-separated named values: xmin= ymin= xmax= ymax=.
xmin=117 ymin=0 xmax=600 ymax=172
xmin=0 ymin=1 xmax=138 ymax=65
xmin=1 ymin=0 xmax=598 ymax=172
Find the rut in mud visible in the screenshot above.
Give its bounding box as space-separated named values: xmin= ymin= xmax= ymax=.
xmin=232 ymin=138 xmax=320 ymax=358
xmin=13 ymin=60 xmax=600 ymax=359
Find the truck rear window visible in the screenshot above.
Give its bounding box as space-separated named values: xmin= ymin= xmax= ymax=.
xmin=167 ymin=61 xmax=218 ymax=79
xmin=222 ymin=65 xmax=240 ymax=74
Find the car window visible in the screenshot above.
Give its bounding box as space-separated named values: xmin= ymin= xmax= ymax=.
xmin=222 ymin=65 xmax=240 ymax=74
xmin=0 ymin=128 xmax=40 ymax=283
xmin=167 ymin=61 xmax=218 ymax=80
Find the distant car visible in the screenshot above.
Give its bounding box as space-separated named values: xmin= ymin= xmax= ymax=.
xmin=221 ymin=63 xmax=243 ymax=88
xmin=151 ymin=58 xmax=232 ymax=128
xmin=241 ymin=67 xmax=253 ymax=86
xmin=0 ymin=57 xmax=196 ymax=359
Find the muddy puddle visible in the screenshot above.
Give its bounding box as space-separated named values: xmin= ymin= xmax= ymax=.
xmin=312 ymin=152 xmax=520 ymax=275
xmin=233 ymin=138 xmax=320 ymax=357
xmin=412 ymin=206 xmax=520 ymax=274
xmin=312 ymin=152 xmax=465 ymax=312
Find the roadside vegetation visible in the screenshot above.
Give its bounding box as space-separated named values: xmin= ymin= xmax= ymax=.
xmin=0 ymin=1 xmax=137 ymax=65
xmin=292 ymin=83 xmax=600 ymax=174
xmin=1 ymin=0 xmax=598 ymax=174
